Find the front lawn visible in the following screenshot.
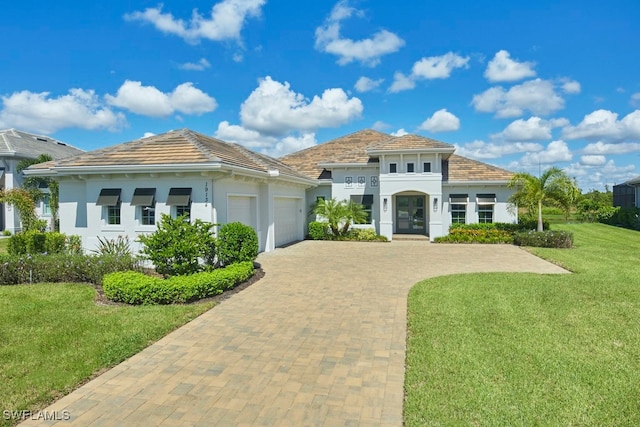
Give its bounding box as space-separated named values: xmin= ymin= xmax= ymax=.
xmin=405 ymin=223 xmax=640 ymax=426
xmin=0 ymin=284 xmax=213 ymax=426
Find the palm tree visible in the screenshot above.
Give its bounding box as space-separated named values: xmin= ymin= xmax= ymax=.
xmin=508 ymin=167 xmax=578 ymax=232
xmin=312 ymin=198 xmax=368 ymax=237
xmin=17 ymin=154 xmax=59 ymax=230
xmin=340 ymin=199 xmax=368 ymax=235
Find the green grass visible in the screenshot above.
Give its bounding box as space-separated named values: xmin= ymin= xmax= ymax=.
xmin=0 ymin=237 xmax=9 ymax=254
xmin=405 ymin=223 xmax=640 ymax=426
xmin=0 ymin=283 xmax=213 ymax=426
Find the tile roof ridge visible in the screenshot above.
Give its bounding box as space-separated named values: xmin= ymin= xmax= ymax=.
xmin=180 ymin=129 xmax=223 ymax=162
xmin=228 ymin=142 xmax=272 ymax=172
xmin=280 ymin=128 xmax=390 ymax=159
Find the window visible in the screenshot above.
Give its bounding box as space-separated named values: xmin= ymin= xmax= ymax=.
xmin=451 ymin=204 xmax=466 ymax=224
xmin=175 ymin=205 xmax=191 ymax=220
xmin=167 ymin=188 xmax=192 ymax=220
xmin=389 ymin=163 xmax=397 ymax=173
xmin=131 ymin=188 xmax=156 ymax=226
xmin=42 ymin=195 xmax=51 ymax=216
xmin=345 ymin=176 xmax=353 ymax=188
xmin=407 ymin=162 xmax=415 ymax=173
xmin=423 ymin=162 xmax=431 ymax=173
xmin=478 ymin=205 xmax=493 ymax=223
xmin=350 ymin=194 xmax=373 ymax=223
xmin=357 ymin=176 xmax=366 ymax=188
xmin=107 ymin=205 xmax=121 ymax=225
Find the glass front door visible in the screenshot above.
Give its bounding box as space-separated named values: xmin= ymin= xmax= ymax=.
xmin=396 ymin=196 xmax=426 ymax=234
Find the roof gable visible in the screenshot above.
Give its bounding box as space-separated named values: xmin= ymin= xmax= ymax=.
xmin=0 ymin=129 xmax=83 ymax=159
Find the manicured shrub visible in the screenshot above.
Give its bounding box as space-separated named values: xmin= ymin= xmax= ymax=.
xmin=602 ymin=207 xmax=640 ymax=231
xmin=347 ymin=228 xmax=388 ymax=241
xmin=138 ymin=214 xmax=216 ymax=276
xmin=513 ymin=230 xmax=573 ymax=248
xmin=103 ymin=261 xmax=254 ymax=304
xmin=435 ymin=226 xmax=513 ymax=244
xmin=8 ymin=231 xmax=70 ymax=255
xmin=0 ymin=253 xmax=141 ymax=285
xmin=308 ymin=221 xmax=327 ymax=240
xmin=217 ymin=222 xmax=259 ymax=267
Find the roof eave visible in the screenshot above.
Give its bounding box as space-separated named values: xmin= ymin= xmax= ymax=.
xmin=366 ymin=148 xmax=455 ymax=155
xmin=318 ymin=162 xmax=375 ymax=169
xmin=443 ymin=180 xmax=512 ymax=186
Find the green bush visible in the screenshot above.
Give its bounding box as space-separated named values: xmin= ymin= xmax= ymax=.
xmin=308 ymin=221 xmax=327 ymax=240
xmin=347 ymin=228 xmax=388 ymax=241
xmin=217 ymin=222 xmax=259 ymax=267
xmin=8 ymin=231 xmax=70 ymax=255
xmin=517 ymin=216 xmax=550 ymax=231
xmin=436 ymin=225 xmax=514 ymax=244
xmin=103 ymin=261 xmax=254 ymax=305
xmin=602 ymin=207 xmax=640 ymax=231
xmin=0 ymin=253 xmax=141 ymax=285
xmin=513 ymin=230 xmax=573 ymax=248
xmin=138 ymin=214 xmax=216 ymax=276
xmin=92 ymin=235 xmax=132 ymax=256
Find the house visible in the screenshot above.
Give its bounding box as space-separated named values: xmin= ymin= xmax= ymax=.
xmin=280 ymin=129 xmax=516 ymax=241
xmin=0 ymin=129 xmax=84 ymax=233
xmin=26 ymin=128 xmax=516 ymax=254
xmin=613 ymin=176 xmax=640 ymax=208
xmin=25 ymin=129 xmax=316 ymax=253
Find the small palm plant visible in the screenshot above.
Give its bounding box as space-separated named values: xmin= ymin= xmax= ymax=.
xmin=312 ymin=198 xmax=367 ymax=237
xmin=92 ymin=235 xmax=133 ymax=256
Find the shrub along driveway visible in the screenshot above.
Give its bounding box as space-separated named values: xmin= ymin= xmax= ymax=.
xmin=24 ymin=241 xmax=567 ymax=426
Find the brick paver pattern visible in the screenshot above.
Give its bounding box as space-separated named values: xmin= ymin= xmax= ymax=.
xmin=23 ymin=241 xmax=568 ymax=426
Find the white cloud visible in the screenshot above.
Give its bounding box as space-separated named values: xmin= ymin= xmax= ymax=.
xmin=631 ymin=93 xmax=640 ymax=107
xmin=564 ymin=159 xmax=636 ymax=189
xmin=493 ymin=116 xmax=569 ymax=141
xmin=583 ymin=141 xmax=640 ymax=155
xmin=0 ymin=89 xmax=125 ymax=134
xmin=179 ymin=58 xmax=211 ymax=71
xmin=388 ymin=72 xmax=415 ymax=93
xmin=239 ymin=76 xmax=363 ymax=135
xmin=580 ymin=155 xmax=606 ymax=166
xmin=519 ymin=140 xmax=572 ymax=165
xmin=314 ymin=0 xmax=404 ymax=66
xmin=142 ymin=132 xmax=155 ymax=138
xmin=354 ymin=76 xmax=384 ymax=93
xmin=390 ymin=128 xmax=408 ymax=137
xmin=372 ymin=120 xmax=390 ymax=131
xmin=454 ymin=140 xmax=543 ymax=160
xmin=561 ymin=79 xmax=581 ymax=94
xmin=389 ymin=53 xmax=469 ymax=93
xmin=215 ymin=121 xmax=317 ymax=156
xmin=484 ymin=50 xmax=536 ymax=82
xmin=471 ymin=78 xmax=565 ymax=118
xmin=562 ymin=109 xmax=640 ymax=141
xmin=105 ymin=80 xmax=217 ymax=117
xmin=124 ymin=0 xmax=265 ymax=44
xmin=419 ymin=109 xmax=460 ymax=133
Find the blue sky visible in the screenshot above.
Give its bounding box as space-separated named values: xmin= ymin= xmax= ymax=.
xmin=2 ymin=0 xmax=640 ymax=190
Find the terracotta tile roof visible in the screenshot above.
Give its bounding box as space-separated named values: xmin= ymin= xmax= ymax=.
xmin=445 ymin=154 xmax=514 ymax=182
xmin=367 ymin=134 xmax=454 ymax=151
xmin=28 ymin=129 xmax=311 ymax=181
xmin=280 ymin=129 xmax=389 ymax=179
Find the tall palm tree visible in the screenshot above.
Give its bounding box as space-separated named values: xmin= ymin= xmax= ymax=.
xmin=508 ymin=167 xmax=578 ymax=231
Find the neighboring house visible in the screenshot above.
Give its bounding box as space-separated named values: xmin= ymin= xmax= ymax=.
xmin=613 ymin=176 xmax=640 ymax=208
xmin=280 ymin=129 xmax=516 ymax=241
xmin=0 ymin=129 xmax=84 ymax=233
xmin=25 ymin=129 xmax=316 ymax=253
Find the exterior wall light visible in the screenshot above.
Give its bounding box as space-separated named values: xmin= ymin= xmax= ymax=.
xmin=383 ymin=197 xmax=388 ymax=211
xmin=433 ymin=197 xmax=438 ymax=212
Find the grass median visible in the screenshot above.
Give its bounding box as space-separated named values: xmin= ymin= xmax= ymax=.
xmin=405 ymin=223 xmax=640 ymax=426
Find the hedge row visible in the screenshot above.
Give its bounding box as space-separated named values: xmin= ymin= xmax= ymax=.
xmin=435 ymin=227 xmax=514 ymax=244
xmin=513 ymin=230 xmax=574 ymax=248
xmin=103 ymin=261 xmax=255 ymax=305
xmin=307 ymin=221 xmax=388 ymax=241
xmin=0 ymin=254 xmax=141 ymax=285
xmin=8 ymin=231 xmax=79 ymax=255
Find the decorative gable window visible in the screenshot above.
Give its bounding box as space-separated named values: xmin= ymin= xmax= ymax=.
xmin=350 ymin=194 xmax=374 ymax=224
xmin=167 ymin=187 xmax=192 ymax=220
xmin=97 ymin=188 xmax=121 ymax=225
xmin=345 ymin=176 xmax=353 ymax=188
xmin=449 ymin=194 xmax=468 ymax=224
xmin=357 ymin=176 xmax=366 ymax=188
xmin=132 ymin=188 xmax=156 ymax=225
xmin=476 ymin=193 xmax=496 ymax=223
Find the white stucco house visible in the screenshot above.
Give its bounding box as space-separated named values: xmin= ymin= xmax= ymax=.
xmin=0 ymin=129 xmax=84 ymax=233
xmin=26 ymin=128 xmax=516 ymax=254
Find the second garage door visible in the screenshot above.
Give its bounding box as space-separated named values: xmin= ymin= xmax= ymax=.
xmin=274 ymin=197 xmax=302 ymax=247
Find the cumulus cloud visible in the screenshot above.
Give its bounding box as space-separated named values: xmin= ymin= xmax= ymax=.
xmin=354 ymin=76 xmax=384 ymax=93
xmin=492 ymin=116 xmax=569 ymax=141
xmin=580 ymin=155 xmax=606 ymax=166
xmin=314 ymin=0 xmax=404 ymax=66
xmin=124 ymin=0 xmax=265 ymax=44
xmin=105 ymin=80 xmax=217 ymax=117
xmin=484 ymin=50 xmax=536 ymax=82
xmin=471 ymin=78 xmax=565 ymax=118
xmin=179 ymin=58 xmax=211 ymax=71
xmin=215 ymin=121 xmax=317 ymax=156
xmin=419 ymin=109 xmax=460 ymax=133
xmin=454 ymin=140 xmax=543 ymax=160
xmin=372 ymin=120 xmax=390 ymax=131
xmin=561 ymin=79 xmax=581 ymax=94
xmin=238 ymin=76 xmax=363 ymax=135
xmin=390 ymin=128 xmax=408 ymax=137
xmin=583 ymin=141 xmax=640 ymax=155
xmin=562 ymin=109 xmax=640 ymax=141
xmin=389 ymin=52 xmax=469 ymax=93
xmin=0 ymin=89 xmax=125 ymax=134
xmin=519 ymin=140 xmax=572 ymax=165
xmin=564 ymin=159 xmax=636 ymax=190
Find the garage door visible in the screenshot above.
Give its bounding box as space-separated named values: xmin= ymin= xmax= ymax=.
xmin=274 ymin=197 xmax=301 ymax=247
xmin=227 ymin=196 xmax=256 ymax=229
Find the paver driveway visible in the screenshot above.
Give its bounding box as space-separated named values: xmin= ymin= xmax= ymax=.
xmin=24 ymin=241 xmax=567 ymax=426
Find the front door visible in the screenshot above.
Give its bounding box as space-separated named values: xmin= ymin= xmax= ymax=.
xmin=396 ymin=196 xmax=426 ymax=234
